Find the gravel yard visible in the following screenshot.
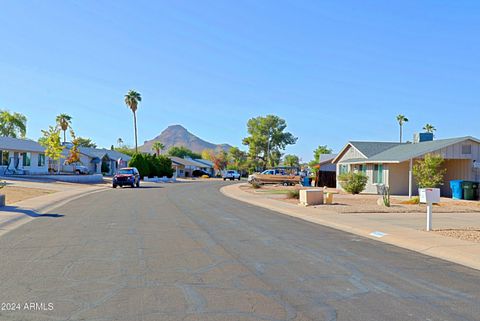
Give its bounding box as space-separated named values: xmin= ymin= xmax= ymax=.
xmin=433 ymin=228 xmax=480 ymax=243
xmin=240 ymin=183 xmax=480 ymax=214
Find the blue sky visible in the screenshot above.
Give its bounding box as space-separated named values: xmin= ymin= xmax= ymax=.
xmin=1 ymin=1 xmax=479 ymax=161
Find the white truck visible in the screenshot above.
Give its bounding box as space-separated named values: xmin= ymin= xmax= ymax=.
xmin=223 ymin=170 xmax=241 ymax=181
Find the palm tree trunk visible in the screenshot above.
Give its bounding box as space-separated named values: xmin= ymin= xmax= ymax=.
xmin=399 ymin=125 xmax=402 ymax=143
xmin=63 ymin=130 xmax=66 ymax=143
xmin=133 ymin=111 xmax=138 ymax=153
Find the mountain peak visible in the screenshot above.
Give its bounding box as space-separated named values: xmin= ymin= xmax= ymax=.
xmin=140 ymin=125 xmax=232 ymax=154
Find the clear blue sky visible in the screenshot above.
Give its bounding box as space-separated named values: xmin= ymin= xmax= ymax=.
xmin=1 ymin=1 xmax=479 ymax=161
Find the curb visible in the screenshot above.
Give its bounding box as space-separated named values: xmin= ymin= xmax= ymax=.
xmin=220 ymin=183 xmax=480 ymax=271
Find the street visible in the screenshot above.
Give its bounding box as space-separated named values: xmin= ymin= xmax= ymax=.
xmin=0 ymin=181 xmax=479 ymax=321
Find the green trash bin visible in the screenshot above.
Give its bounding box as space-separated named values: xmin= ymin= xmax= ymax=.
xmin=462 ymin=181 xmax=476 ymax=200
xmin=473 ymin=182 xmax=479 ymax=200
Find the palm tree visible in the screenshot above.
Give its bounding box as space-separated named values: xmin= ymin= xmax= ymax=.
xmin=124 ymin=90 xmax=142 ymax=153
xmin=0 ymin=110 xmax=27 ymax=138
xmin=56 ymin=114 xmax=72 ymax=143
xmin=117 ymin=137 xmax=124 ymax=147
xmin=423 ymin=123 xmax=436 ymax=133
xmin=396 ymin=114 xmax=409 ymax=143
xmin=151 ymin=141 xmax=165 ymax=156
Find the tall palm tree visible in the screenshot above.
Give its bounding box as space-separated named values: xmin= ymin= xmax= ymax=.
xmin=151 ymin=141 xmax=165 ymax=156
xmin=423 ymin=123 xmax=436 ymax=133
xmin=56 ymin=114 xmax=72 ymax=143
xmin=0 ymin=110 xmax=27 ymax=138
xmin=396 ymin=114 xmax=409 ymax=143
xmin=124 ymin=90 xmax=142 ymax=153
xmin=117 ymin=137 xmax=124 ymax=147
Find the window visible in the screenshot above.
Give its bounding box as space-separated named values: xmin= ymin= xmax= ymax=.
xmin=462 ymin=145 xmax=472 ymax=155
xmin=22 ymin=152 xmax=31 ymax=167
xmin=38 ymin=153 xmax=45 ymax=167
xmin=356 ymin=164 xmax=366 ymax=174
xmin=373 ymin=164 xmax=383 ymax=184
xmin=339 ymin=164 xmax=349 ymax=175
xmin=0 ymin=150 xmax=10 ymax=166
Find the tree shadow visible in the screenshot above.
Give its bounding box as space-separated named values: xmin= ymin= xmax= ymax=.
xmin=0 ymin=206 xmax=64 ymax=218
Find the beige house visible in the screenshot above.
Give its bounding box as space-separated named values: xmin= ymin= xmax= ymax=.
xmin=332 ymin=136 xmax=480 ymax=197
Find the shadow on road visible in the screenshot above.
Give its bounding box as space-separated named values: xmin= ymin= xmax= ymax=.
xmin=0 ymin=206 xmax=64 ymax=218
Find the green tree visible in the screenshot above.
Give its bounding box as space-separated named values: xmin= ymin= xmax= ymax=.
xmin=115 ymin=146 xmax=136 ymax=156
xmin=56 ymin=114 xmax=73 ymax=143
xmin=167 ymin=146 xmax=201 ymax=159
xmin=423 ymin=124 xmax=436 ymax=134
xmin=283 ymin=154 xmax=300 ymax=168
xmin=201 ymin=149 xmax=214 ymax=160
xmin=228 ymin=147 xmax=247 ymax=170
xmin=413 ymin=154 xmax=447 ymax=188
xmin=39 ymin=126 xmax=64 ymax=173
xmin=151 ymin=141 xmax=165 ymax=156
xmin=396 ymin=114 xmax=409 ymax=143
xmin=76 ymin=137 xmax=97 ymax=148
xmin=0 ymin=110 xmax=27 ymax=138
xmin=309 ymin=145 xmax=333 ymax=173
xmin=65 ymin=129 xmax=81 ymax=165
xmin=124 ymin=90 xmax=142 ymax=153
xmin=338 ymin=172 xmax=368 ymax=194
xmin=129 ymin=153 xmax=149 ymax=177
xmin=242 ymin=115 xmax=297 ymax=169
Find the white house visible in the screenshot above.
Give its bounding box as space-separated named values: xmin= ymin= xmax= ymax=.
xmin=61 ymin=146 xmax=131 ymax=175
xmin=0 ymin=136 xmax=48 ymax=174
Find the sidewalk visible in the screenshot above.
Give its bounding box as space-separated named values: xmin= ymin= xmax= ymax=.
xmin=221 ymin=183 xmax=480 ymax=271
xmin=0 ymin=182 xmax=108 ymax=237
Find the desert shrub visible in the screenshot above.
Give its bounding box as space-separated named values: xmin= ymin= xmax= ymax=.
xmin=402 ymin=196 xmax=420 ymax=205
xmin=287 ymin=189 xmax=300 ymax=199
xmin=413 ymin=153 xmax=447 ymax=188
xmin=338 ymin=172 xmax=368 ymax=194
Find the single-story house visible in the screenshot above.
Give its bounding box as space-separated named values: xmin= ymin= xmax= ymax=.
xmin=61 ymin=146 xmax=131 ymax=175
xmin=194 ymin=159 xmax=215 ymax=176
xmin=170 ymin=156 xmax=213 ymax=178
xmin=0 ymin=136 xmax=49 ymax=174
xmin=332 ymin=135 xmax=480 ymax=197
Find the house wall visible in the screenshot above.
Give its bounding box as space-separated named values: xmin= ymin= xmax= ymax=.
xmin=338 ymin=145 xmax=366 ymax=162
xmin=0 ymin=150 xmax=49 ymax=174
xmin=441 ymin=159 xmax=472 ymax=197
xmin=436 ymin=139 xmax=480 ymax=183
xmin=386 ymin=161 xmax=411 ymax=195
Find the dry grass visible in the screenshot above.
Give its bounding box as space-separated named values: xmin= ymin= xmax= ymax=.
xmin=1 ymin=186 xmax=56 ymax=205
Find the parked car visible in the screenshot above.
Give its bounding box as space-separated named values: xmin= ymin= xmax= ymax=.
xmin=192 ymin=169 xmax=211 ymax=177
xmin=73 ymin=165 xmax=90 ymax=175
xmin=223 ymin=170 xmax=241 ymax=181
xmin=113 ymin=167 xmax=140 ymax=188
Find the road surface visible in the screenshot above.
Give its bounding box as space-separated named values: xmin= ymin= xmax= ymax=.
xmin=0 ymin=181 xmax=479 ymax=321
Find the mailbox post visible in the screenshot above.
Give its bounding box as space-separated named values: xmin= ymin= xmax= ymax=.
xmin=419 ymin=188 xmax=440 ymax=231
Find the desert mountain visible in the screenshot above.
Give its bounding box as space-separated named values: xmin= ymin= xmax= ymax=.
xmin=140 ymin=125 xmax=232 ymax=154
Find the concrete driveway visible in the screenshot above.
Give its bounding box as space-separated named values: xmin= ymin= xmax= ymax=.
xmin=0 ymin=181 xmax=479 ymax=321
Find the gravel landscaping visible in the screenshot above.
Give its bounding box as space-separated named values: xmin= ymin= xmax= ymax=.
xmin=433 ymin=228 xmax=480 ymax=243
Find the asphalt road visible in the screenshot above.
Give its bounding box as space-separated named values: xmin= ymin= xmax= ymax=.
xmin=0 ymin=181 xmax=479 ymax=321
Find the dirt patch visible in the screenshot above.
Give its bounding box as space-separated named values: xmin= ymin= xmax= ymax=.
xmin=433 ymin=228 xmax=480 ymax=243
xmin=2 ymin=186 xmax=57 ymax=205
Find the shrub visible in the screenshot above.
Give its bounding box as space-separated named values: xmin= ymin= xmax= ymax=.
xmin=338 ymin=172 xmax=368 ymax=194
xmin=201 ymin=174 xmax=209 ymax=178
xmin=402 ymin=196 xmax=420 ymax=205
xmin=129 ymin=153 xmax=149 ymax=178
xmin=101 ymin=161 xmax=110 ymax=174
xmin=413 ymin=153 xmax=447 ymax=188
xmin=287 ymin=189 xmax=300 ymax=199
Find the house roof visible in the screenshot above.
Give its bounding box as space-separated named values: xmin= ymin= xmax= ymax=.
xmin=194 ymin=159 xmax=213 ymax=168
xmin=334 ymin=136 xmax=480 ymax=164
xmin=0 ymin=136 xmax=45 ymax=152
xmin=318 ymin=153 xmax=338 ymax=164
xmin=61 ymin=147 xmax=132 ymax=161
xmin=170 ymin=156 xmax=208 ymax=168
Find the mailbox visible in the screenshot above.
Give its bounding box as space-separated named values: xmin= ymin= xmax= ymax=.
xmin=419 ymin=188 xmax=440 ymax=204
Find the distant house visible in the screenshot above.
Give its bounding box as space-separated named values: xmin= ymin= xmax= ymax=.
xmin=170 ymin=156 xmax=213 ymax=177
xmin=61 ymin=146 xmax=131 ymax=175
xmin=0 ymin=136 xmax=48 ymax=174
xmin=332 ymin=135 xmax=480 ymax=197
xmin=313 ymin=154 xmax=338 ymax=172
xmin=194 ymin=159 xmax=215 ymax=176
